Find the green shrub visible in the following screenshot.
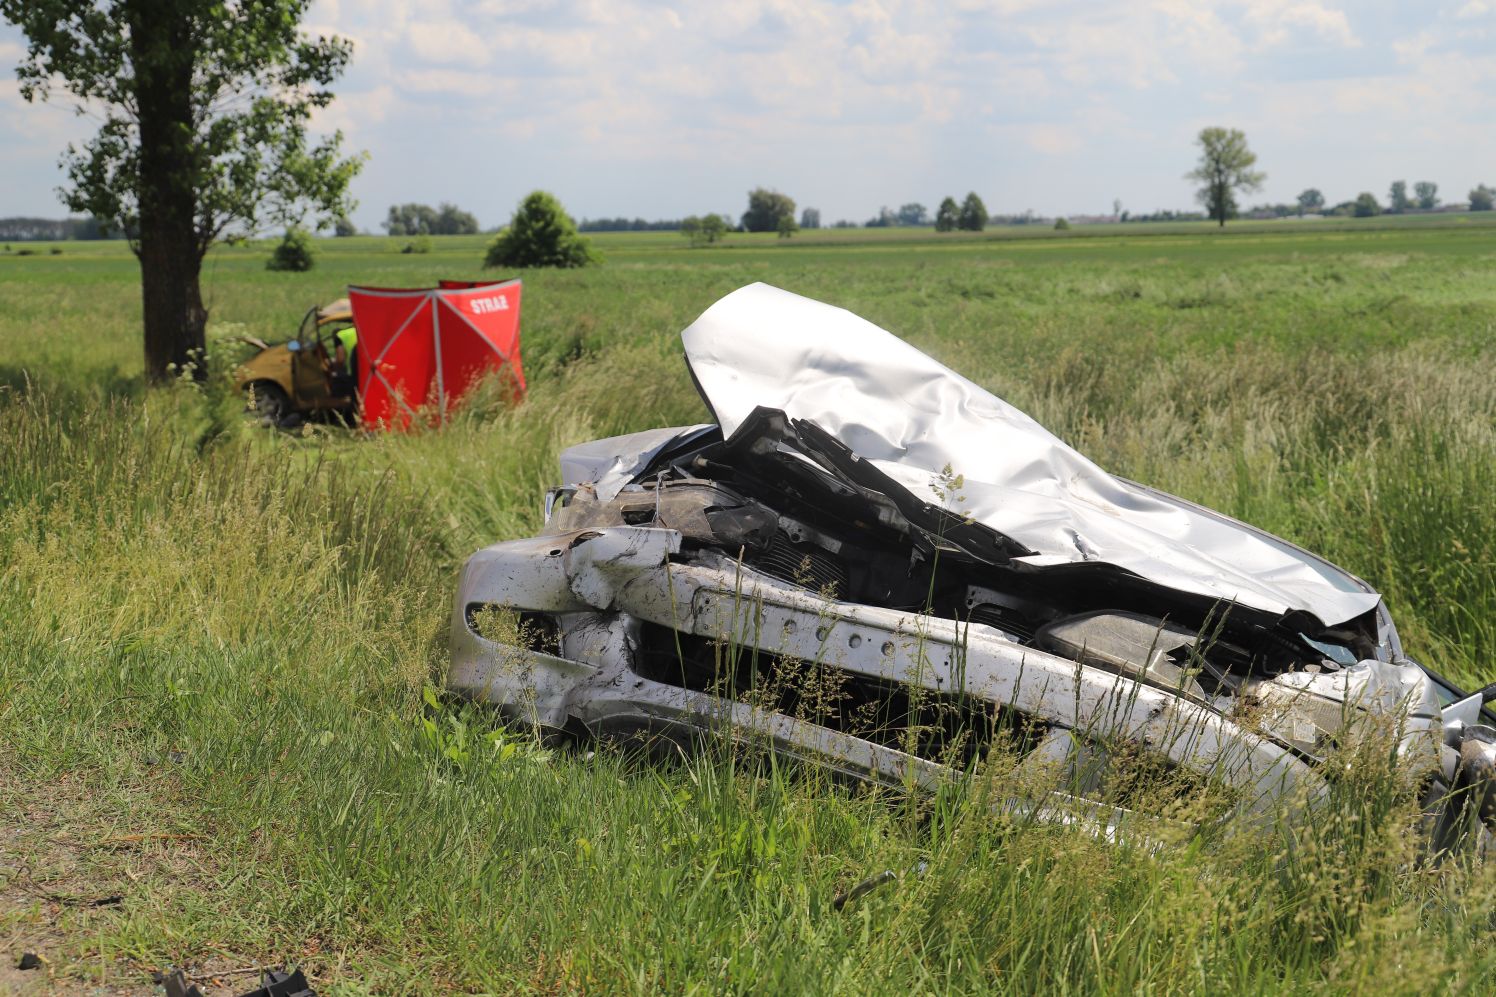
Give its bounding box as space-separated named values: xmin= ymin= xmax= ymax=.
xmin=401 ymin=236 xmax=432 ymax=255
xmin=483 ymin=191 xmax=598 ymax=269
xmin=1054 ymin=217 xmax=1070 ymax=230
xmin=1353 ymin=193 xmax=1382 ymax=218
xmin=266 ymin=228 xmax=315 ymax=271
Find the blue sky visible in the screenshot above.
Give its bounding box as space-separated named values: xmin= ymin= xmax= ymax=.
xmin=3 ymin=0 xmax=1494 ymax=229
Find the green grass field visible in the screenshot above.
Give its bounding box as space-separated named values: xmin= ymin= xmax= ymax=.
xmin=4 ymin=216 xmax=1496 ymax=994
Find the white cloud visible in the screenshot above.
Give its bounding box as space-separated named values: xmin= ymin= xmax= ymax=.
xmin=1026 ymin=124 xmax=1083 ymax=155
xmin=407 ymin=20 xmax=491 ymax=67
xmin=310 ymin=82 xmax=396 ymax=136
xmin=0 ymin=85 xmax=90 ymax=147
xmin=1242 ymin=0 xmax=1360 ymax=48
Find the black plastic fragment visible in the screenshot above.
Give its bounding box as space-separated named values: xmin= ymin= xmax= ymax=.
xmin=236 ymin=967 xmax=317 ymax=997
xmin=162 ymin=969 xmax=206 ymax=997
xmin=16 ymin=951 xmax=41 ymax=970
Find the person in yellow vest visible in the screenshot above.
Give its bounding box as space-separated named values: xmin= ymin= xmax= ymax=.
xmin=331 ymin=325 xmax=358 ymax=401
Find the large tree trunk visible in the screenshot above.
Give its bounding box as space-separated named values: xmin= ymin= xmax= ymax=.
xmin=128 ymin=0 xmax=207 ymax=383
xmin=138 ymin=209 xmax=207 ymax=382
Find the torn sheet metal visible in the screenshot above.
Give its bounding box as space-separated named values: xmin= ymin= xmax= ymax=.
xmin=559 ymin=424 xmax=715 ymax=502
xmin=682 ymin=283 xmax=1380 ymax=628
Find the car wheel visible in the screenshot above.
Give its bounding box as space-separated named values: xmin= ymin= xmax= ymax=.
xmin=246 ymin=381 xmax=289 ymax=425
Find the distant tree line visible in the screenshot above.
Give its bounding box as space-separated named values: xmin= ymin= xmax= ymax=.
xmin=987 ymin=211 xmax=1049 ymax=226
xmin=341 ymin=141 xmax=1496 ymax=254
xmin=1122 ymin=209 xmax=1208 ymax=223
xmin=642 ymin=163 xmax=1496 ymax=249
xmin=865 ymin=203 xmax=929 ymax=227
xmin=1251 ymin=180 xmax=1493 ymax=219
xmin=579 ymin=217 xmax=684 ymax=232
xmin=383 ymin=202 xmax=479 ymax=236
xmin=0 ymin=216 xmax=121 ymax=241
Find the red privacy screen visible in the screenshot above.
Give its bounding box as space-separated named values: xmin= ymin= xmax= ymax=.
xmin=347 ymin=279 xmax=524 ymax=429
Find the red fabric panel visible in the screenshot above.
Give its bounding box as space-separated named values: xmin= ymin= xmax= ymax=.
xmin=347 ymin=279 xmax=524 ymax=430
xmin=436 ymin=279 xmax=526 ymax=400
xmin=348 ymin=290 xmax=433 ymax=430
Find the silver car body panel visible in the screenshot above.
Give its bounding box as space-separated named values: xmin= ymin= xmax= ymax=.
xmin=452 ymin=528 xmax=1330 ymax=809
xmin=681 ymin=283 xmax=1378 ymax=628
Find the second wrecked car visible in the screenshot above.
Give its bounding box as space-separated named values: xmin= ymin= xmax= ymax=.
xmin=450 ymin=283 xmax=1496 ymax=847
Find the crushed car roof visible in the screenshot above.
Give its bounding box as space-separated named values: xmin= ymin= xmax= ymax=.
xmin=566 ymin=282 xmax=1381 ymax=628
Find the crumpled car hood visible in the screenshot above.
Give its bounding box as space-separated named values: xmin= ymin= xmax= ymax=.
xmin=675 ymin=282 xmax=1381 ymax=628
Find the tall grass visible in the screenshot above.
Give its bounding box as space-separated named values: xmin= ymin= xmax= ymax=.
xmin=3 ymin=226 xmax=1496 ymax=992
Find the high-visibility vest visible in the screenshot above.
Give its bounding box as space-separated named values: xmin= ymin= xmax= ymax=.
xmin=336 ymin=326 xmax=357 ymax=353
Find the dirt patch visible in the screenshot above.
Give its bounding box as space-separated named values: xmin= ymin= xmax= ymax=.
xmin=0 ymin=757 xmax=263 ymax=995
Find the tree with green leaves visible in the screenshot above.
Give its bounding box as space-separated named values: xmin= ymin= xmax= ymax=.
xmin=483 ymin=191 xmax=598 ymax=269
xmin=680 ymin=214 xmax=728 ymax=248
xmin=1296 ymin=188 xmax=1324 ymax=217
xmin=777 ymin=214 xmax=799 ymax=239
xmin=2 ymin=0 xmax=362 ymax=382
xmin=957 ymin=192 xmax=987 ymax=232
xmin=1414 ymin=181 xmax=1439 ymax=210
xmin=1353 ymin=192 xmax=1381 ymax=217
xmin=701 ymin=214 xmax=728 ymax=244
xmin=741 ymin=188 xmax=796 ymax=232
xmin=934 ymin=196 xmax=959 ymax=232
xmin=799 ymin=207 xmax=821 ymax=229
xmin=1471 ymin=185 xmax=1495 ymax=211
xmin=1186 ymin=128 xmax=1265 ymax=227
xmin=1388 ymin=181 xmax=1411 ymax=214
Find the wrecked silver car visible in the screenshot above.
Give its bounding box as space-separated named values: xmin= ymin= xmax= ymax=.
xmin=450 ymin=283 xmax=1496 ymax=847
